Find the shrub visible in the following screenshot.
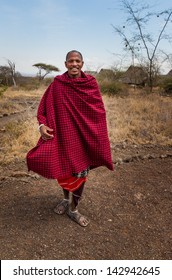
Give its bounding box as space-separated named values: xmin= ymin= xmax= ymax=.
xmin=98 ymin=80 xmax=127 ymax=96
xmin=163 ymin=82 xmax=172 ymax=95
xmin=159 ymin=77 xmax=172 ymax=96
xmin=17 ymin=76 xmax=54 ymax=90
xmin=0 ymin=85 xmax=8 ymax=97
xmin=43 ymin=77 xmax=54 ymax=86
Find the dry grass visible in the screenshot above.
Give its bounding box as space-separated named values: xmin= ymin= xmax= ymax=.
xmin=1 ymin=118 xmax=39 ymax=164
xmin=0 ymin=87 xmax=172 ymax=164
xmin=3 ymin=86 xmax=46 ymax=99
xmin=0 ymin=87 xmax=44 ymax=164
xmin=0 ymin=86 xmax=46 ymax=115
xmin=103 ymin=89 xmax=172 ymax=145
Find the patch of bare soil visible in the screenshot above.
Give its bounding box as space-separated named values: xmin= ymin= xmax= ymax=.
xmin=0 ymin=143 xmax=172 ymax=260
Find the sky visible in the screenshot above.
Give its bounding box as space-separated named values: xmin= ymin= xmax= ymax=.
xmin=0 ymin=0 xmax=172 ymax=76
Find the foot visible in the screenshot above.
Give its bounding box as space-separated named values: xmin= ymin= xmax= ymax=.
xmin=67 ymin=209 xmax=90 ymax=227
xmin=54 ymin=199 xmax=69 ymax=215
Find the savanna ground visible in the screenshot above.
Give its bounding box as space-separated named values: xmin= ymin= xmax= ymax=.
xmin=0 ymin=85 xmax=172 ymax=260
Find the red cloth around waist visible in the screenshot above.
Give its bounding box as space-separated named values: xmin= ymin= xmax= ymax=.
xmin=57 ymin=176 xmax=87 ymax=192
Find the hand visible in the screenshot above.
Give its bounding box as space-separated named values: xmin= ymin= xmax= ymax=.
xmin=40 ymin=125 xmax=54 ymax=141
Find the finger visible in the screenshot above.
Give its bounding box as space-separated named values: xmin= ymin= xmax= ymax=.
xmin=47 ymin=128 xmax=54 ymax=132
xmin=45 ymin=133 xmax=54 ymax=138
xmin=45 ymin=126 xmax=53 ymax=132
xmin=42 ymin=134 xmax=53 ymax=140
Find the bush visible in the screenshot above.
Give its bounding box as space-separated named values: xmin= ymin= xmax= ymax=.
xmin=159 ymin=77 xmax=172 ymax=96
xmin=17 ymin=76 xmax=54 ymax=90
xmin=98 ymin=80 xmax=127 ymax=96
xmin=163 ymin=82 xmax=172 ymax=94
xmin=0 ymin=85 xmax=8 ymax=97
xmin=16 ymin=76 xmax=40 ymax=90
xmin=43 ymin=77 xmax=54 ymax=86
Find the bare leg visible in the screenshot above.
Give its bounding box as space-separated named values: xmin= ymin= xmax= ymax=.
xmin=70 ymin=182 xmax=85 ymax=211
xmin=63 ymin=189 xmax=70 ymax=200
xmin=68 ymin=183 xmax=90 ymax=227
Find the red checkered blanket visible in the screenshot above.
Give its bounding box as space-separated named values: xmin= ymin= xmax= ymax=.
xmin=26 ymin=71 xmax=114 ymax=179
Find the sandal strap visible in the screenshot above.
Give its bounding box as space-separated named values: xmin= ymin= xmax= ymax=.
xmin=54 ymin=199 xmax=69 ymax=215
xmin=67 ymin=209 xmax=89 ymax=227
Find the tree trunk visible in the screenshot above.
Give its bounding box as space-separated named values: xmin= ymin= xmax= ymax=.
xmin=12 ymin=77 xmax=17 ymax=87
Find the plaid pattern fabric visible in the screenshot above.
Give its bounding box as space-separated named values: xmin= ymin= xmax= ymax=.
xmin=26 ymin=71 xmax=114 ymax=179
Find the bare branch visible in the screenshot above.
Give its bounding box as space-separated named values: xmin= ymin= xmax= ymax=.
xmin=112 ymin=0 xmax=172 ymax=90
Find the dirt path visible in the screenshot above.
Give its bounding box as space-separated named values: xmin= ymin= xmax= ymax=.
xmin=0 ymin=144 xmax=172 ymax=260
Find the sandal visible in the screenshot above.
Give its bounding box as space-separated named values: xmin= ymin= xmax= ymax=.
xmin=67 ymin=209 xmax=90 ymax=227
xmin=54 ymin=199 xmax=69 ymax=215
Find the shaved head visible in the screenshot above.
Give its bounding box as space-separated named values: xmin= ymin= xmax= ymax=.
xmin=66 ymin=50 xmax=83 ymax=61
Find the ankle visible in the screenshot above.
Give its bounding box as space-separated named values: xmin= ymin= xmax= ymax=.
xmin=69 ymin=204 xmax=77 ymax=212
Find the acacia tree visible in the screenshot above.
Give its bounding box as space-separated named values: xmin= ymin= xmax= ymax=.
xmin=33 ymin=63 xmax=60 ymax=80
xmin=112 ymin=0 xmax=172 ymax=90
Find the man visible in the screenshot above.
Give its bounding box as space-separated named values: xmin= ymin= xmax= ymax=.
xmin=27 ymin=50 xmax=114 ymax=227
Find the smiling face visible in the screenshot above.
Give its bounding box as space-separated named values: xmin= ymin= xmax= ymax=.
xmin=65 ymin=51 xmax=84 ymax=78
